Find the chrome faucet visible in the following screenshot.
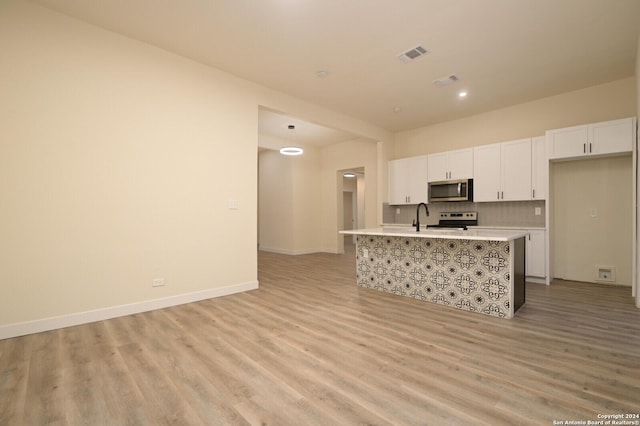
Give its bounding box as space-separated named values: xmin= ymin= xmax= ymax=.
xmin=415 ymin=202 xmax=430 ymax=232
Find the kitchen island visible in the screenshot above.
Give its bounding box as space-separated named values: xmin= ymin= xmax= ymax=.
xmin=340 ymin=227 xmax=528 ymax=319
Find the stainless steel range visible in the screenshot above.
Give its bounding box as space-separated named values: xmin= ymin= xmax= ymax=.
xmin=429 ymin=211 xmax=478 ymax=230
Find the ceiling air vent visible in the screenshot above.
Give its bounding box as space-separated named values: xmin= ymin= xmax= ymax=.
xmin=398 ymin=45 xmax=429 ymax=63
xmin=432 ymin=74 xmax=459 ymax=87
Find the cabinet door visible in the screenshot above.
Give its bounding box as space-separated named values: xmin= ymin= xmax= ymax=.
xmin=448 ymin=148 xmax=474 ymax=180
xmin=548 ymin=125 xmax=589 ymax=160
xmin=473 ymin=144 xmax=501 ymax=202
xmin=406 ymin=156 xmax=429 ymax=204
xmin=501 ymin=138 xmax=531 ymax=201
xmin=427 ymin=152 xmax=449 ymax=182
xmin=526 ymin=230 xmax=546 ymax=278
xmin=388 ymin=159 xmax=408 ymax=205
xmin=591 ymin=118 xmax=633 ymax=156
xmin=531 ymin=136 xmax=547 ymax=200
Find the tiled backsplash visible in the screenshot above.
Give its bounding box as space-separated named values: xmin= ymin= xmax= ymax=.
xmin=383 ymin=200 xmax=546 ymax=228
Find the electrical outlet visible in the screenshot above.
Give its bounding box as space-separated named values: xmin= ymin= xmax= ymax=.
xmin=590 ymin=208 xmax=597 ymax=217
xmin=534 ymin=207 xmax=541 ymax=216
xmin=152 ymin=278 xmax=165 ymax=287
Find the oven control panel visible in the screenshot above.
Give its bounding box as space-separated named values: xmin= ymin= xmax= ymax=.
xmin=439 ymin=211 xmax=477 ymax=221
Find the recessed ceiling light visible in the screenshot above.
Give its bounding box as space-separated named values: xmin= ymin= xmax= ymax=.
xmin=392 ymin=106 xmax=402 ymax=113
xmin=316 ymin=69 xmax=329 ymax=78
xmin=458 ymin=91 xmax=468 ymax=98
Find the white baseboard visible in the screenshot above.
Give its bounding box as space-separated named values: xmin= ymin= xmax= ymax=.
xmin=259 ymin=247 xmax=330 ymax=255
xmin=0 ymin=280 xmax=259 ymax=340
xmin=322 ymin=248 xmax=340 ymax=254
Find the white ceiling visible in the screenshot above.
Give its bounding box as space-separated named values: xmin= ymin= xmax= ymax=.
xmin=30 ymin=0 xmax=640 ymax=145
xmin=258 ymin=108 xmax=359 ymax=147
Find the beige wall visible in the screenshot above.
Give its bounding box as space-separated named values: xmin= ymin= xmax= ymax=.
xmin=258 ymin=150 xmax=295 ymax=252
xmin=552 ymin=157 xmax=633 ymax=285
xmin=636 ymin=33 xmax=640 ymax=302
xmin=259 ymin=137 xmax=377 ymax=255
xmin=321 ymin=139 xmax=378 ymax=253
xmin=258 ymin=137 xmax=375 ymax=255
xmin=258 ymin=143 xmax=322 ymax=255
xmin=0 ymin=0 xmax=259 ymax=327
xmin=395 ymin=77 xmax=636 ymax=159
xmin=0 ymin=0 xmax=391 ymax=332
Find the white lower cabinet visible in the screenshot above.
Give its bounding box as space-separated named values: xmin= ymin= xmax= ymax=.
xmin=526 ymin=229 xmax=546 ymax=279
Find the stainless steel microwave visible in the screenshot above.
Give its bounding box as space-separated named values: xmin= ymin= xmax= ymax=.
xmin=428 ymin=179 xmax=473 ymax=202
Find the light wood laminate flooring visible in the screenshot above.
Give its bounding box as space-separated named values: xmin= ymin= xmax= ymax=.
xmin=1 ymin=244 xmax=639 ymax=425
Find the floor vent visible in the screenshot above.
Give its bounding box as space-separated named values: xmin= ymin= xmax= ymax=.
xmin=595 ymin=265 xmax=616 ymax=282
xmin=398 ymin=45 xmax=429 ymax=63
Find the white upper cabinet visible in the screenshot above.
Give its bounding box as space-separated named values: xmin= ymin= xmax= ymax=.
xmin=472 ymin=144 xmax=501 ymax=202
xmin=388 ymin=156 xmax=428 ymax=205
xmin=502 ymin=138 xmax=532 ymax=201
xmin=548 ymin=117 xmax=635 ymax=160
xmin=427 ymin=152 xmax=449 ymax=182
xmin=590 ymin=119 xmax=634 ymax=156
xmin=473 ymin=138 xmax=532 ymax=202
xmin=531 ymin=136 xmax=547 ymax=200
xmin=427 ymin=148 xmax=473 ymax=182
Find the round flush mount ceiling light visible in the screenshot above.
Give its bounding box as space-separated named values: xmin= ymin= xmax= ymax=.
xmin=280 ymin=146 xmax=304 ymax=156
xmin=458 ymin=91 xmax=468 ymax=98
xmin=343 ymin=172 xmax=356 ymax=178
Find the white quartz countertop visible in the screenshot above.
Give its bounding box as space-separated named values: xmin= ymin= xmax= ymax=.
xmin=340 ymin=227 xmax=529 ymax=241
xmin=470 ymin=226 xmax=546 ymax=231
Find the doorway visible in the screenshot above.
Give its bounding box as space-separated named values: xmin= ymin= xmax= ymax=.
xmin=343 ymin=191 xmax=355 ymax=245
xmin=338 ymin=168 xmax=364 ymax=253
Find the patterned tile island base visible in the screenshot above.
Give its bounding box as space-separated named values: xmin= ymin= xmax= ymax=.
xmin=354 ymin=235 xmax=525 ymax=318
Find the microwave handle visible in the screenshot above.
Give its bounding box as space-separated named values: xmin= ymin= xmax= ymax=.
xmin=458 ymin=182 xmax=461 ymax=195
